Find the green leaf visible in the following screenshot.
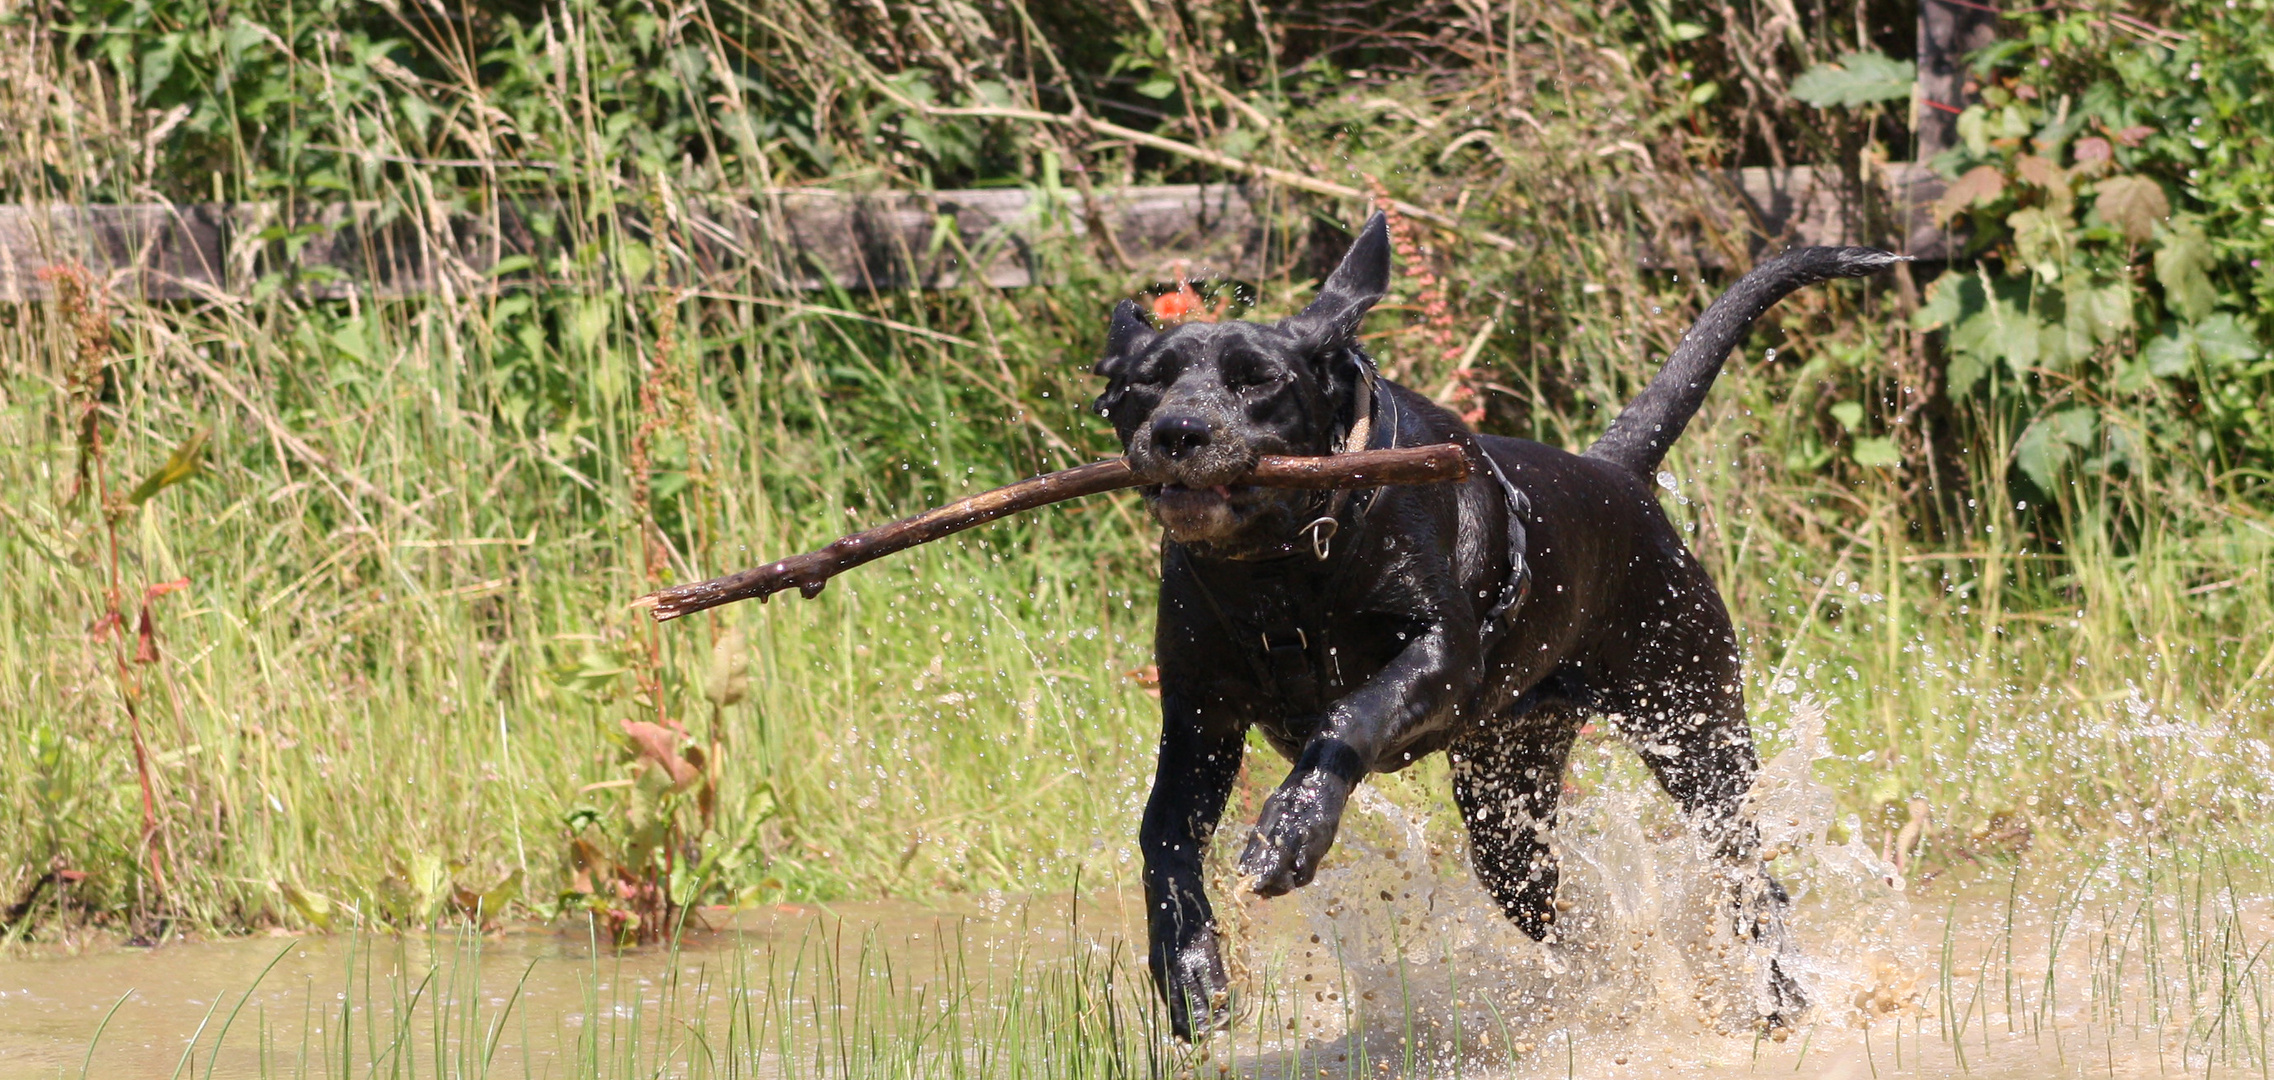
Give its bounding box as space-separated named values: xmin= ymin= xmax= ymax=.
xmin=2050 ymin=407 xmax=2098 ymax=448
xmin=2154 ymin=219 xmax=2217 ymax=321
xmin=2192 ymin=313 xmax=2263 ymax=369
xmin=127 ymin=427 xmax=210 ymax=505
xmin=1135 ymin=75 xmax=1178 ymax=100
xmin=330 ymin=319 xmax=373 ymax=364
xmin=1948 ymin=351 xmax=1991 ymax=398
xmin=969 ymin=80 xmax=1013 ymax=108
xmin=1851 ymin=437 xmax=1902 ymax=468
xmin=2007 ymin=206 xmax=2070 ymax=282
xmin=617 ymin=240 xmax=654 ymax=284
xmin=1912 ymin=273 xmax=1969 ymax=331
xmin=279 ymin=880 xmax=333 ymax=930
xmin=2038 ymin=305 xmax=2092 ymax=370
xmin=1687 ymin=80 xmax=1720 ymax=105
xmin=139 ymin=35 xmax=180 ymax=101
xmin=2014 ymin=407 xmax=2096 ymax=492
xmin=572 ymin=300 xmax=613 ymax=354
xmin=1790 ymin=51 xmax=1916 ymax=108
xmin=1920 ymin=270 xmax=2020 ymax=396
xmin=474 ymin=868 xmax=522 ymax=918
xmin=2143 ymin=321 xmax=2193 ymax=378
xmin=704 ymin=628 xmax=750 ymax=707
xmin=1829 ymin=401 xmax=1864 ymax=431
xmin=1944 ymin=273 xmax=2044 ymax=380
xmin=1957 ymin=105 xmax=1993 ymax=157
xmin=1667 ymin=21 xmax=1708 ymax=41
xmin=2071 ymin=281 xmax=2134 ymax=346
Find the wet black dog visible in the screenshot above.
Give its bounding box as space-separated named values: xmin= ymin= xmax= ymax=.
xmin=1092 ymin=214 xmax=1901 ymax=1038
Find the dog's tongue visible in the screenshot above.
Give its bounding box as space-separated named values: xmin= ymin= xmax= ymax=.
xmin=1213 ymin=485 xmax=1231 ymax=498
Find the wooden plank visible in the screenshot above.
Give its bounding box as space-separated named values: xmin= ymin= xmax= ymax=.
xmin=0 ymin=170 xmax=1952 ymax=303
xmin=1639 ymin=163 xmax=1946 ymax=266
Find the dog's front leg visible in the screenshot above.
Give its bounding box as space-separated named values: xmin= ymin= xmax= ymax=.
xmin=1239 ymin=622 xmax=1479 ymax=895
xmin=1140 ymin=691 xmax=1247 ymax=1039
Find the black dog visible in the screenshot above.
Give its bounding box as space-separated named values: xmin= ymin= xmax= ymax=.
xmin=1093 ymin=214 xmax=1900 ymax=1038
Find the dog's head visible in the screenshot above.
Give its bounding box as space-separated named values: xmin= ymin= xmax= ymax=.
xmin=1093 ymin=214 xmax=1393 ymax=555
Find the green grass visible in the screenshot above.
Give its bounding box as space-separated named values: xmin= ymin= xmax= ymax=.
xmin=1 ymin=0 xmax=2272 ymax=942
xmin=3 ymin=229 xmax=2273 ymax=939
xmin=0 ymin=266 xmax=1179 ymax=930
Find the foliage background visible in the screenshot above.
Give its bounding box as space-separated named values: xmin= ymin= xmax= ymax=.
xmin=1 ymin=0 xmax=2271 ymax=935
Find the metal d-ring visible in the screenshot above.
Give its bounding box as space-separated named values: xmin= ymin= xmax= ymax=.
xmin=1305 ymin=516 xmax=1340 ymax=561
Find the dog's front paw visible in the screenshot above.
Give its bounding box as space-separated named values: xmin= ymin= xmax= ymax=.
xmin=1161 ymin=937 xmax=1232 ymax=1039
xmin=1238 ymin=772 xmax=1351 ymax=896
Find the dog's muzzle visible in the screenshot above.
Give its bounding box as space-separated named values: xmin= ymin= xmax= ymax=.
xmin=1128 ymin=412 xmax=1275 ymax=544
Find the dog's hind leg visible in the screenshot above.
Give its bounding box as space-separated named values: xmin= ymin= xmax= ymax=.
xmin=1449 ymin=704 xmax=1583 ymax=942
xmin=1611 ymin=663 xmax=1807 ymax=1028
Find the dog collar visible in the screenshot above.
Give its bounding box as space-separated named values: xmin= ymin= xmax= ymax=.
xmin=1231 ymin=357 xmax=1385 ymax=564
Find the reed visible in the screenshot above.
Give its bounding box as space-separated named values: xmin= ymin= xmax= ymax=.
xmin=0 ymin=0 xmax=2269 ymax=941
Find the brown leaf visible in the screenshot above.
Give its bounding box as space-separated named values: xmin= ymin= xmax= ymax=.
xmin=2114 ymin=125 xmax=2156 ymax=147
xmin=2069 ymin=137 xmax=2114 ymax=180
xmin=1935 ymin=165 xmax=2007 ymax=226
xmin=134 ymin=605 xmax=159 ymax=664
xmin=569 ymin=837 xmax=613 ymax=896
xmin=129 ymin=578 xmax=188 ymax=664
xmin=620 ymin=719 xmax=701 ymax=789
xmin=2014 ymin=154 xmax=2063 ymax=189
xmin=2095 ymin=175 xmax=2170 ymax=244
xmin=2015 ymin=154 xmax=2074 ymax=211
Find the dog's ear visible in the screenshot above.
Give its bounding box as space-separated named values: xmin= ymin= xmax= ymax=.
xmin=1092 ymin=299 xmax=1156 ymax=415
xmin=1286 ymin=212 xmax=1392 ymax=356
xmin=1093 ymin=299 xmax=1157 ymax=379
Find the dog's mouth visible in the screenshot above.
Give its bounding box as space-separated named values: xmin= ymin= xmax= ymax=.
xmin=1147 ymin=482 xmax=1300 ymax=546
xmin=1155 ymin=482 xmax=1250 ymax=504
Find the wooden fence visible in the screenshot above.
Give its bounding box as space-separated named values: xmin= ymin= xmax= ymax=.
xmin=0 ymin=164 xmax=1947 ymax=303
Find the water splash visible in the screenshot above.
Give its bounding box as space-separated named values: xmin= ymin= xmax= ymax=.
xmin=1231 ymin=697 xmax=1922 ymax=1073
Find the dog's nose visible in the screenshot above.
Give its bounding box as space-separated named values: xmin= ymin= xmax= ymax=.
xmin=1151 ymin=415 xmax=1214 ymax=461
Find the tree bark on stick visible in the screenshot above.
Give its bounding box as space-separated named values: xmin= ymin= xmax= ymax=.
xmin=633 ymin=443 xmax=1472 ymax=621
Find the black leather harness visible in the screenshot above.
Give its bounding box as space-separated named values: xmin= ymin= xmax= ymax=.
xmin=1169 ymin=361 xmax=1533 ymax=716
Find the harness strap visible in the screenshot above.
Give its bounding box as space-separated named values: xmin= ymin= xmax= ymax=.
xmin=1171 ymin=543 xmax=1287 ymax=700
xmin=1471 ymin=439 xmax=1534 ymax=637
xmin=1171 ymin=363 xmax=1537 ymax=713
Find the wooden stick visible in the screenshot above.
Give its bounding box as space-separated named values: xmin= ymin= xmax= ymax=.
xmin=633 ymin=443 xmax=1471 ymax=621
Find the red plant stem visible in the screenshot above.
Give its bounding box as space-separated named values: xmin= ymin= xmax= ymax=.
xmin=1367 ymin=179 xmax=1484 ymax=424
xmin=78 ymin=292 xmax=168 ymax=904
xmin=629 ymin=292 xmax=682 ymax=737
xmin=45 ymin=265 xmax=168 ymax=907
xmin=623 ymin=278 xmax=689 ymax=942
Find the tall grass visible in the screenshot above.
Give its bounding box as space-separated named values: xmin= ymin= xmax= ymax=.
xmin=0 ymin=0 xmax=2270 ymax=937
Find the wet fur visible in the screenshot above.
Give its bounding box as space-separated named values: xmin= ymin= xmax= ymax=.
xmin=1093 ymin=215 xmax=1902 ymax=1037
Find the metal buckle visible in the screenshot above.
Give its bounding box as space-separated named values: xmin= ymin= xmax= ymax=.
xmin=1305 ymin=516 xmax=1340 ymax=561
xmin=1260 ymin=628 xmax=1310 ymax=652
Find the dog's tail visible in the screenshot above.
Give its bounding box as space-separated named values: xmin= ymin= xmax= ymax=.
xmin=1585 ymin=246 xmax=1906 ymax=477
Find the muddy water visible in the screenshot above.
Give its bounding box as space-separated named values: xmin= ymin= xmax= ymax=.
xmin=3 ymin=709 xmax=2267 ymax=1079
xmin=0 ymin=893 xmax=1143 ymax=1080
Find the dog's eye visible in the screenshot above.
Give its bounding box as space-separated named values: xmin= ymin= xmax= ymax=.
xmin=1228 ymin=368 xmax=1280 ymax=392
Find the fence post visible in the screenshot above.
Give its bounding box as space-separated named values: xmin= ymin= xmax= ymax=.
xmin=1915 ymin=0 xmax=2002 ymax=158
